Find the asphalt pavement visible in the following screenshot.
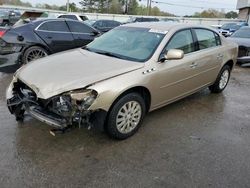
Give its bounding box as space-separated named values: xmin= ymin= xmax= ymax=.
xmin=0 ymin=66 xmax=250 ymax=188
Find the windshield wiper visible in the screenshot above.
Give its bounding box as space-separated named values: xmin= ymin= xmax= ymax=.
xmin=95 ymin=51 xmax=123 ymax=59
xmin=83 ymin=47 xmax=126 ymax=60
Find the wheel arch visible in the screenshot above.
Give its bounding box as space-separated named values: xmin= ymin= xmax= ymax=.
xmin=223 ymin=59 xmax=234 ymax=71
xmin=109 ymin=86 xmax=151 ymax=113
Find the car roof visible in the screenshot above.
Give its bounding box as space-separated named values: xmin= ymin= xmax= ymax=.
xmin=122 ymin=22 xmax=214 ymax=32
xmin=59 ymin=13 xmax=86 ymax=16
xmin=96 ymin=19 xmax=120 ymax=22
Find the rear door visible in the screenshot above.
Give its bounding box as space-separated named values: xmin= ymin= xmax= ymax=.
xmin=66 ymin=20 xmax=96 ymax=47
xmin=192 ymin=28 xmax=222 ymax=86
xmin=35 ymin=20 xmax=75 ymax=53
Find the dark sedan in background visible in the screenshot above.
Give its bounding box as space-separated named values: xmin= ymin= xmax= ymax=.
xmin=84 ymin=19 xmax=121 ymax=33
xmin=228 ymin=26 xmax=250 ymax=65
xmin=0 ymin=18 xmax=100 ymax=71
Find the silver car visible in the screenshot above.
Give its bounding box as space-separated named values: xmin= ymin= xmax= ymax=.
xmin=6 ymin=23 xmax=238 ymax=139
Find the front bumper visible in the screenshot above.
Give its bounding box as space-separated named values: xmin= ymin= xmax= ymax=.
xmin=237 ymin=56 xmax=250 ymax=64
xmin=6 ymin=80 xmax=107 ymax=131
xmin=237 ymin=46 xmax=250 ymax=65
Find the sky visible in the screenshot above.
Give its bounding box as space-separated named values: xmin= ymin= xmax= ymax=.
xmin=29 ymin=0 xmax=239 ymax=16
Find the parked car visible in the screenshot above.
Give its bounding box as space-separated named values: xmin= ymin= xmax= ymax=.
xmin=159 ymin=18 xmax=180 ymax=23
xmin=0 ymin=18 xmax=100 ymax=69
xmin=6 ymin=23 xmax=238 ymax=139
xmin=0 ymin=9 xmax=21 ymax=26
xmin=58 ymin=14 xmax=88 ymax=21
xmin=228 ymin=26 xmax=250 ymax=64
xmin=218 ymin=22 xmax=248 ymax=37
xmin=84 ymin=19 xmax=121 ymax=33
xmin=128 ymin=17 xmax=159 ymax=23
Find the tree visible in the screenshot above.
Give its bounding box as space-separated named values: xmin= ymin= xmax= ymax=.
xmin=3 ymin=0 xmax=32 ymax=7
xmin=79 ymin=0 xmax=97 ymax=12
xmin=188 ymin=9 xmax=226 ymax=18
xmin=69 ymin=3 xmax=79 ymax=12
xmin=225 ymin=11 xmax=238 ymax=19
xmin=109 ymin=0 xmax=123 ymax=14
xmin=127 ymin=0 xmax=138 ymax=15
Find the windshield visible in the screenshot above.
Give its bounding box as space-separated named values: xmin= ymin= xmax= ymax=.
xmin=231 ymin=28 xmax=250 ymax=38
xmin=86 ymin=27 xmax=165 ymax=62
xmin=221 ymin=23 xmax=237 ymax=30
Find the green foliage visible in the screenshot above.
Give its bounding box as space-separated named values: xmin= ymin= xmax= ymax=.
xmin=78 ymin=0 xmax=174 ymax=15
xmin=185 ymin=9 xmax=238 ymax=19
xmin=3 ymin=0 xmax=32 ymax=7
xmin=225 ymin=11 xmax=238 ymax=19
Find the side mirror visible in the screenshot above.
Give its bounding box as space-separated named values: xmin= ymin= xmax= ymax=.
xmin=160 ymin=49 xmax=184 ymax=62
xmin=9 ymin=12 xmax=15 ymax=17
xmin=91 ymin=30 xmax=101 ymax=36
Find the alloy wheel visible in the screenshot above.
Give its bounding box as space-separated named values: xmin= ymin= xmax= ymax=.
xmin=26 ymin=48 xmax=48 ymax=63
xmin=219 ymin=69 xmax=229 ymax=90
xmin=116 ymin=101 xmax=142 ymax=134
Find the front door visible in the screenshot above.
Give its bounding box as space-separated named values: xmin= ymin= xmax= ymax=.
xmin=152 ymin=29 xmax=201 ymax=107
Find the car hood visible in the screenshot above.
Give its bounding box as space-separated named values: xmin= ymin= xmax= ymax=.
xmin=227 ymin=37 xmax=250 ymax=47
xmin=16 ymin=48 xmax=144 ymax=99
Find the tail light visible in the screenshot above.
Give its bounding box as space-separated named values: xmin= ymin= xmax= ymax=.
xmin=0 ymin=30 xmax=6 ymax=37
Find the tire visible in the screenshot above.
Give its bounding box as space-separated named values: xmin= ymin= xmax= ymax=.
xmin=106 ymin=92 xmax=146 ymax=140
xmin=209 ymin=65 xmax=231 ymax=93
xmin=22 ymin=46 xmax=48 ymax=64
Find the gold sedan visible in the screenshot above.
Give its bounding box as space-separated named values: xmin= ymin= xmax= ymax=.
xmin=6 ymin=23 xmax=238 ymax=139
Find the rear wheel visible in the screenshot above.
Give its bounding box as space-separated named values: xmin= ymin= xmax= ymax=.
xmin=22 ymin=46 xmax=48 ymax=64
xmin=106 ymin=93 xmax=146 ymax=140
xmin=209 ymin=65 xmax=231 ymax=93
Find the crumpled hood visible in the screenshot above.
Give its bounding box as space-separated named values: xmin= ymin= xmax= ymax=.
xmin=227 ymin=37 xmax=250 ymax=48
xmin=16 ymin=48 xmax=144 ymax=99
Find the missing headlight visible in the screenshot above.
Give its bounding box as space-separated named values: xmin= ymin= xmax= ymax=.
xmin=69 ymin=89 xmax=98 ymax=110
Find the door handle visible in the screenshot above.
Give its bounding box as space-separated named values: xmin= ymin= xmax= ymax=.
xmin=46 ymin=36 xmax=52 ymax=39
xmin=190 ymin=62 xmax=198 ymax=68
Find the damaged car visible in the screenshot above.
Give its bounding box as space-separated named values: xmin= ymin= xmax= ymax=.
xmin=227 ymin=26 xmax=250 ymax=65
xmin=6 ymin=23 xmax=238 ymax=139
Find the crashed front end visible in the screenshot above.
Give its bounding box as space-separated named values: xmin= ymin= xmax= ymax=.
xmin=237 ymin=46 xmax=250 ymax=65
xmin=6 ymin=78 xmax=107 ymax=132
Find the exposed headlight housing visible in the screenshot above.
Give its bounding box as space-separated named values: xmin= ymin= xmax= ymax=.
xmin=68 ymin=89 xmax=98 ymax=110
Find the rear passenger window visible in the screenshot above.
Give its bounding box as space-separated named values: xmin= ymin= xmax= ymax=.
xmin=67 ymin=21 xmax=94 ymax=33
xmin=195 ymin=29 xmax=217 ymax=50
xmin=38 ymin=21 xmax=70 ymax=32
xmin=165 ymin=29 xmax=195 ymax=54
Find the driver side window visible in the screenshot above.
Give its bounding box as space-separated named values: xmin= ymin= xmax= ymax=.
xmin=165 ymin=29 xmax=195 ymax=54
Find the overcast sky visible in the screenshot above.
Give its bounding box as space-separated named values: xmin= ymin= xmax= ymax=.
xmin=29 ymin=0 xmax=238 ymax=16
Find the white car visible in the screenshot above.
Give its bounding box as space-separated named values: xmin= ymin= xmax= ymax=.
xmin=58 ymin=14 xmax=88 ymax=21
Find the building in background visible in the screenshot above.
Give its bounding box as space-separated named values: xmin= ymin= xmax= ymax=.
xmin=237 ymin=0 xmax=250 ymax=23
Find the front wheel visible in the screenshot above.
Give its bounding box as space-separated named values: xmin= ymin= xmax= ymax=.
xmin=106 ymin=93 xmax=146 ymax=140
xmin=209 ymin=65 xmax=231 ymax=93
